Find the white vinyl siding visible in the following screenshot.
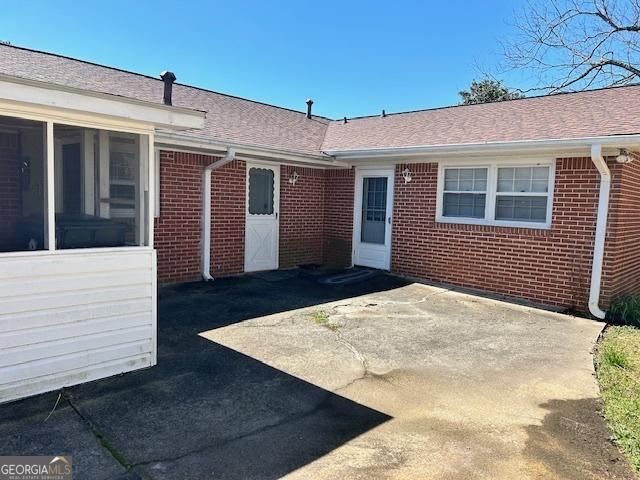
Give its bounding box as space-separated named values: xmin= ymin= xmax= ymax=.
xmin=0 ymin=248 xmax=156 ymax=403
xmin=437 ymin=160 xmax=555 ymax=229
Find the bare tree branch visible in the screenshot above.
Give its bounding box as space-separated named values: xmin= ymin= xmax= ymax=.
xmin=499 ymin=0 xmax=640 ymax=92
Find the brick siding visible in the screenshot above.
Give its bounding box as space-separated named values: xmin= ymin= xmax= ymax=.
xmin=154 ymin=148 xmax=639 ymax=312
xmin=391 ymin=158 xmax=604 ymax=310
xmin=602 ymin=152 xmax=640 ymax=302
xmin=323 ymin=167 xmax=355 ymax=267
xmin=154 ymin=150 xmax=215 ymax=283
xmin=279 ymin=165 xmax=325 ymax=268
xmin=210 ymin=158 xmax=245 ymax=276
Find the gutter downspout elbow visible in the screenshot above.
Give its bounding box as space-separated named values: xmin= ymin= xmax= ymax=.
xmin=202 ymin=148 xmax=236 ymax=281
xmin=588 ymin=144 xmax=611 ymax=320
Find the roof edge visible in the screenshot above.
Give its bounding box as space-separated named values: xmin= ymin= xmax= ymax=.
xmin=155 ymin=130 xmax=346 ymax=167
xmin=335 ymin=83 xmax=640 ymax=122
xmin=0 ymin=43 xmax=333 ymax=121
xmin=324 ymin=134 xmax=640 ymax=159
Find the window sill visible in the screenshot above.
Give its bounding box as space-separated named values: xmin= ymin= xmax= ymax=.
xmin=435 ymin=217 xmax=552 ymax=231
xmin=0 ymin=245 xmax=153 ymax=259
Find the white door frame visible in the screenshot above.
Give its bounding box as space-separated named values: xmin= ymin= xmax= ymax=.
xmin=244 ymin=161 xmax=280 ymax=272
xmin=352 ymin=166 xmax=395 ymax=270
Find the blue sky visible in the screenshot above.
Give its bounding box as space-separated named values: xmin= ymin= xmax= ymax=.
xmin=1 ymin=0 xmax=526 ymax=118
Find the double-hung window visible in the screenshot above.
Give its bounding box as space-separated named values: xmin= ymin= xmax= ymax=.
xmin=437 ymin=161 xmax=554 ymax=228
xmin=442 ymin=168 xmax=487 ymax=219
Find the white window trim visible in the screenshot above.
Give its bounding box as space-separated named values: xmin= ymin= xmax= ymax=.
xmin=436 ymin=159 xmax=556 ymax=229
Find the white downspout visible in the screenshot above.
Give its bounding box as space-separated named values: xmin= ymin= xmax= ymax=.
xmin=202 ymin=148 xmax=236 ymax=281
xmin=588 ymin=144 xmax=611 ymax=319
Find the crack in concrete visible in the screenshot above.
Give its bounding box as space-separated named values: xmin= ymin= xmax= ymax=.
xmin=64 ymin=393 xmax=133 ymax=473
xmin=129 ymin=392 xmax=336 ymax=470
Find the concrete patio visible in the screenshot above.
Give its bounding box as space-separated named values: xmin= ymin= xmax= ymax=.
xmin=0 ymin=269 xmax=633 ymax=479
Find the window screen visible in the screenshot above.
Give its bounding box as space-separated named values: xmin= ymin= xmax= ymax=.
xmin=248 ymin=167 xmax=274 ymax=215
xmin=495 ymin=166 xmax=549 ymax=222
xmin=442 ymin=168 xmax=487 ymax=219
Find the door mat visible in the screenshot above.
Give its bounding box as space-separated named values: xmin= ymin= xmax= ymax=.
xmin=252 ymin=269 xmax=300 ymax=282
xmin=318 ymin=268 xmax=379 ymax=286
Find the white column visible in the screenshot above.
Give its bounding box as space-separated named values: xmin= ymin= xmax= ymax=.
xmin=45 ymin=122 xmax=55 ymax=250
xmin=98 ymin=130 xmax=110 ymax=218
xmin=137 ymin=134 xmax=147 ymax=246
xmin=83 ymin=129 xmax=95 ymax=215
xmin=148 ymin=134 xmax=156 ymax=248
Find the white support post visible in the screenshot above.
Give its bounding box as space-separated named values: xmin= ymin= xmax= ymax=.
xmin=98 ymin=130 xmax=110 ymax=218
xmin=137 ymin=134 xmax=149 ymax=246
xmin=83 ymin=129 xmax=95 ymax=215
xmin=45 ymin=121 xmax=55 ymax=251
xmin=148 ymin=134 xmax=155 ymax=248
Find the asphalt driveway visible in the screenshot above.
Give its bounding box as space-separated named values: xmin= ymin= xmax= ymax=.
xmin=0 ymin=269 xmax=634 ymax=479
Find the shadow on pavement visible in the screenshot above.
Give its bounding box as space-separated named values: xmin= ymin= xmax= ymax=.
xmin=1 ymin=269 xmax=408 ymax=480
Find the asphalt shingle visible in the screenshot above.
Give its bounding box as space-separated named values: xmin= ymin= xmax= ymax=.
xmin=2 ymin=44 xmax=640 ymax=156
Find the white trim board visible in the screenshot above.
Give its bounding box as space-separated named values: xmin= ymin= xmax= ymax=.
xmin=352 ymin=167 xmax=395 ymax=270
xmin=0 ymin=75 xmax=204 ymax=131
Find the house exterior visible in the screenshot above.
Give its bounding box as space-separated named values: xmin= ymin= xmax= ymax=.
xmin=1 ymin=44 xmax=639 ymax=402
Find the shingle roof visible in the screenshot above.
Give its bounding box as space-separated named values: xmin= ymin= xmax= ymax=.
xmin=2 ymin=43 xmax=640 ymax=157
xmin=322 ymin=86 xmax=640 ymax=152
xmin=0 ymin=44 xmax=330 ymax=156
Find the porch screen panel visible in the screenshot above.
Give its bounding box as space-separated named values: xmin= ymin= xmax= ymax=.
xmin=0 ymin=115 xmax=46 ymax=252
xmin=361 ymin=177 xmax=387 ymax=244
xmin=54 ymin=125 xmax=148 ymax=249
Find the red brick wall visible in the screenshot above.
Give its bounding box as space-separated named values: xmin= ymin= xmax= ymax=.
xmin=323 ymin=167 xmax=355 ymax=267
xmin=391 ymin=159 xmax=604 ymax=310
xmin=210 ymin=158 xmax=245 ymax=276
xmin=279 ymin=165 xmax=325 ymax=268
xmin=154 ymin=150 xmax=216 ymax=283
xmin=154 ymin=150 xmax=246 ymax=283
xmin=602 ymin=153 xmax=640 ymax=302
xmin=0 ymin=132 xmax=21 ymax=252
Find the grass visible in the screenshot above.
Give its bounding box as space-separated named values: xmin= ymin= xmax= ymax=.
xmin=595 ymin=326 xmax=640 ymax=473
xmin=311 ymin=310 xmax=340 ymax=332
xmin=608 ymin=296 xmax=640 ymax=327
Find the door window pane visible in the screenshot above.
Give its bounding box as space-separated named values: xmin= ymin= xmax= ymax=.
xmin=495 ymin=196 xmax=547 ymax=222
xmin=55 ymin=125 xmax=147 ymax=249
xmin=361 ymin=177 xmax=387 ymax=244
xmin=0 ymin=115 xmax=46 ymax=252
xmin=248 ymin=167 xmax=274 ymax=215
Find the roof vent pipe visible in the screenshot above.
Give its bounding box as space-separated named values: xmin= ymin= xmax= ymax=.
xmin=343 ymin=117 xmax=348 ymax=124
xmin=306 ymin=99 xmax=314 ymax=119
xmin=160 ymin=71 xmax=177 ymax=106
xmin=381 ymin=109 xmax=386 ymax=117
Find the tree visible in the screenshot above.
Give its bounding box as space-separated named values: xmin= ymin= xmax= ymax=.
xmin=502 ymin=0 xmax=640 ymax=92
xmin=458 ymin=78 xmax=525 ymax=105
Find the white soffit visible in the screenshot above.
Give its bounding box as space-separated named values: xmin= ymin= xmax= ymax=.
xmin=0 ymin=74 xmax=205 ymax=131
xmin=324 ymin=135 xmax=640 ymax=160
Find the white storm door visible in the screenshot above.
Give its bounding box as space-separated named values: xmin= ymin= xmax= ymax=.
xmin=245 ymin=163 xmax=280 ymax=272
xmin=353 ymin=168 xmax=394 ymax=270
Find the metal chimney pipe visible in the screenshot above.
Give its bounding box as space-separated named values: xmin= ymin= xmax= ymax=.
xmin=160 ymin=71 xmax=177 ymax=106
xmin=306 ymin=99 xmax=314 ymax=119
